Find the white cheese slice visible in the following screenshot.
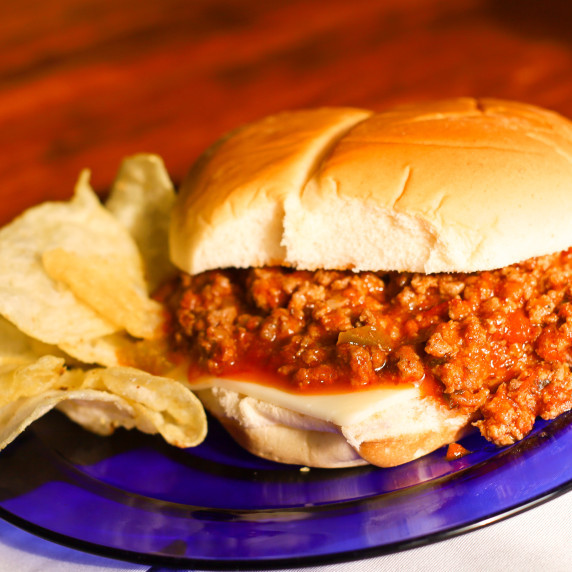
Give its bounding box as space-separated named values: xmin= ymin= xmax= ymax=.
xmin=186 ymin=375 xmax=420 ymax=427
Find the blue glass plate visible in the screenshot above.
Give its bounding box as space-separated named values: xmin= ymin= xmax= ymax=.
xmin=0 ymin=410 xmax=571 ymax=569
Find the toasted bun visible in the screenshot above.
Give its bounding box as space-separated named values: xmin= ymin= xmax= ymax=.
xmin=197 ymin=387 xmax=472 ymax=468
xmin=171 ymin=98 xmax=572 ymax=274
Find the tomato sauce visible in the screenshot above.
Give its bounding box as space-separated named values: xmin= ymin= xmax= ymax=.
xmin=167 ymin=249 xmax=572 ymax=446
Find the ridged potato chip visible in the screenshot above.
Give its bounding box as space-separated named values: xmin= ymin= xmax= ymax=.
xmin=58 ymin=333 xmax=127 ymax=367
xmin=42 ymin=248 xmax=164 ymax=340
xmin=0 ymin=155 xmax=208 ymax=452
xmin=0 ymin=316 xmax=56 ymax=374
xmin=0 ymin=318 xmax=206 ymax=450
xmin=106 ymin=154 xmax=177 ymax=292
xmin=0 ymin=171 xmax=152 ymax=344
xmin=0 ymin=355 xmax=206 ymax=450
xmin=58 ymin=366 xmax=207 ymax=448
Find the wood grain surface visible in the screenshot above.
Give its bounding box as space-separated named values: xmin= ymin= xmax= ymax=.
xmin=2 ymin=0 xmax=572 ymax=223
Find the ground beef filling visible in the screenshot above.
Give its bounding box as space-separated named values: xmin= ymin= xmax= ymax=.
xmin=168 ymin=249 xmax=572 ymax=446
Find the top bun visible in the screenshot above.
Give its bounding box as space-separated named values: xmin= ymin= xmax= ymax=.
xmin=170 ymin=98 xmax=572 ymax=274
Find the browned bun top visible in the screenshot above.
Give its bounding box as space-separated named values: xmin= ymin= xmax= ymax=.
xmin=170 ymin=98 xmax=572 ymax=275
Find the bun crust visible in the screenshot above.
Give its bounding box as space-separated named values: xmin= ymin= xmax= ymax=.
xmin=171 ymin=98 xmax=572 ymax=274
xmin=197 ymin=387 xmax=472 ymax=468
xmin=170 ymin=107 xmax=371 ymax=274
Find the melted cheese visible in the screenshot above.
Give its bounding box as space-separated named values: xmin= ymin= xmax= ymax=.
xmin=187 ymin=376 xmax=420 ymax=426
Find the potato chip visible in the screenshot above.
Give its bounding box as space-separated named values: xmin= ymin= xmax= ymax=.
xmin=0 ymin=316 xmax=61 ymax=374
xmin=0 ymin=355 xmax=207 ymax=450
xmin=59 ymin=366 xmax=207 ymax=447
xmin=0 ymin=355 xmax=68 ymax=406
xmin=0 ymin=171 xmax=151 ymax=344
xmin=42 ymin=248 xmax=164 ymax=340
xmin=59 ymin=333 xmax=127 ymax=367
xmin=106 ymin=154 xmax=177 ymax=291
xmin=0 ymin=156 xmax=208 ymax=453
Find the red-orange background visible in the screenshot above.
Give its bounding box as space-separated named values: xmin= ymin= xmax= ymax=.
xmin=3 ymin=0 xmax=572 ymax=223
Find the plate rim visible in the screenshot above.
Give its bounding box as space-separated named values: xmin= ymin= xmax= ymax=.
xmin=1 ymin=479 xmax=571 ymax=570
xmin=2 ymin=410 xmax=572 ymax=569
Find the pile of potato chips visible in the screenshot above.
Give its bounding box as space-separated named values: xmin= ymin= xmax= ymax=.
xmin=0 ymin=155 xmax=207 ymax=450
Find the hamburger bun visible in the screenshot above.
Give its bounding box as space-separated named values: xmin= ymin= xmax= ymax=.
xmin=195 ymin=385 xmax=472 ymax=468
xmin=171 ymin=98 xmax=572 ymax=275
xmin=169 ymin=98 xmax=572 ymax=468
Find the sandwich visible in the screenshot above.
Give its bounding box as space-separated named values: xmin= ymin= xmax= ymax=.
xmin=163 ymin=98 xmax=572 ymax=468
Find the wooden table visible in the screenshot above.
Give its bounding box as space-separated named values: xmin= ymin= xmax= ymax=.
xmin=2 ymin=0 xmax=572 ymax=225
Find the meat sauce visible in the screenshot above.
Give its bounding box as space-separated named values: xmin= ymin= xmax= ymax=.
xmin=166 ymin=249 xmax=572 ymax=446
xmin=445 ymin=442 xmax=471 ymax=460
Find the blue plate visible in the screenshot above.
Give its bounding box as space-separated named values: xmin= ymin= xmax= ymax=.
xmin=0 ymin=410 xmax=571 ymax=568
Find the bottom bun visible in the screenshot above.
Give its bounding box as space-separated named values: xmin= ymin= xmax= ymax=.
xmin=196 ymin=386 xmax=474 ymax=468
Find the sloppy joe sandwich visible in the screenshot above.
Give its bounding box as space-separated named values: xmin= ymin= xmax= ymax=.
xmin=165 ymin=98 xmax=572 ymax=468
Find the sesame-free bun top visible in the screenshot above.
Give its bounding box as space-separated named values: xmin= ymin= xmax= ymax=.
xmin=170 ymin=98 xmax=572 ymax=275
